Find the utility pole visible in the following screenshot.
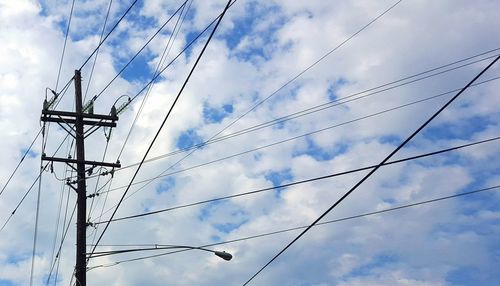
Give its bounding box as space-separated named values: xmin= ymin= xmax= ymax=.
xmin=41 ymin=70 xmax=121 ymax=286
xmin=74 ymin=69 xmax=87 ymax=286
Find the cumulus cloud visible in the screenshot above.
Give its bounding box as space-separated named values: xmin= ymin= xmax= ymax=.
xmin=0 ymin=0 xmax=499 ymax=285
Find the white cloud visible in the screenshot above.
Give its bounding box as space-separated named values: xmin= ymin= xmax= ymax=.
xmin=1 ymin=0 xmax=500 ymax=285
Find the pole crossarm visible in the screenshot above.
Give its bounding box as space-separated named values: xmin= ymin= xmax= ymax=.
xmin=41 ymin=155 xmax=121 ymax=168
xmin=41 ymin=110 xmax=117 ymax=128
xmin=42 ymin=110 xmax=118 ymax=121
xmin=41 ymin=117 xmax=116 ymax=128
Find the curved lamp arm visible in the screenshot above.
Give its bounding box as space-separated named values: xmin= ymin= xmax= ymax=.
xmin=86 ymin=245 xmax=232 ymax=261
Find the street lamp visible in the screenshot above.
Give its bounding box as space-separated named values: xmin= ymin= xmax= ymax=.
xmin=86 ymin=244 xmax=233 ymax=261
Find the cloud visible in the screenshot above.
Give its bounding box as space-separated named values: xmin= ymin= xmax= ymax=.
xmin=1 ymin=0 xmax=500 ymax=285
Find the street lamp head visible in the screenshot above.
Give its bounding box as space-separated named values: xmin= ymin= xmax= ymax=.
xmin=214 ymin=250 xmax=232 ymax=261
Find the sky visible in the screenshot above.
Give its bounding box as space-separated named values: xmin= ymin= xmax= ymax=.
xmin=0 ymin=0 xmax=500 ymax=285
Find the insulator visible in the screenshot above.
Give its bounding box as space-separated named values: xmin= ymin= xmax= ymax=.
xmin=83 ymin=99 xmax=94 ymax=114
xmin=110 ymin=105 xmax=117 ymax=117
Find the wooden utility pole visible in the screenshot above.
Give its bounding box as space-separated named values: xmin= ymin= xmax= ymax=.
xmin=41 ymin=70 xmax=120 ymax=286
xmin=74 ymin=69 xmax=87 ymax=286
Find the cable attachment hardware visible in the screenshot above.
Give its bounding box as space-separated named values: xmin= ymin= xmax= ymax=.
xmin=87 ymin=192 xmax=100 ymax=199
xmin=83 ymin=98 xmax=94 ymax=115
xmin=110 ymin=94 xmax=131 ymax=118
xmin=87 ymin=166 xmax=95 ymax=176
xmin=100 ymin=167 xmax=115 ymax=178
xmin=43 ymin=88 xmax=58 ymax=111
xmin=110 ymin=105 xmax=117 ymax=118
xmin=86 ymin=221 xmax=96 ymax=228
xmin=116 ymin=97 xmax=131 ymax=115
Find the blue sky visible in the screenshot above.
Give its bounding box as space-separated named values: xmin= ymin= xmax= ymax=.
xmin=0 ymin=0 xmax=500 ymax=285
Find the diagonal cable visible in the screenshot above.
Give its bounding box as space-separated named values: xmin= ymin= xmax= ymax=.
xmin=97 ymin=0 xmax=406 ymax=205
xmin=94 ymin=135 xmax=500 ymax=224
xmin=0 ymin=128 xmax=42 ymax=198
xmin=115 ymin=0 xmax=193 ymax=160
xmin=91 ymin=74 xmax=500 ymax=206
xmin=54 ymin=0 xmax=75 ymax=92
xmin=242 ymin=54 xmax=500 ymax=286
xmin=87 ymin=185 xmax=500 ymax=269
xmin=87 ymin=0 xmax=234 ymax=261
xmin=83 ymin=0 xmax=113 ymax=101
xmin=92 ymin=0 xmax=188 ymax=102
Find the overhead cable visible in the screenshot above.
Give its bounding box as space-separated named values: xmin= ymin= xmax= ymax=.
xmin=92 ymin=0 xmax=188 ymax=102
xmin=242 ymin=55 xmax=500 ymax=286
xmin=78 ymin=0 xmax=139 ymax=70
xmin=0 ymin=132 xmax=71 ymax=234
xmin=51 ymin=149 xmax=76 ymax=286
xmin=87 ymin=184 xmax=500 ymax=269
xmin=115 ymin=0 xmax=193 ymax=160
xmin=89 ymin=52 xmax=500 ymax=175
xmin=93 ymin=135 xmax=500 ymax=224
xmin=47 ymin=141 xmax=73 ymax=284
xmin=86 ymin=1 xmax=194 ymax=251
xmin=87 ymin=0 xmax=234 ymax=262
xmin=54 ymin=0 xmax=75 ymax=92
xmin=93 ymin=75 xmax=500 ymax=203
xmin=50 ymin=0 xmax=140 ymax=104
xmin=102 ymin=0 xmax=407 ymax=207
xmin=83 ymin=0 xmax=113 ymax=101
xmin=29 ymin=124 xmax=47 ymax=286
xmin=0 ymin=75 xmax=75 ymax=201
xmin=45 ymin=201 xmax=77 ymax=286
xmin=0 ymin=128 xmax=42 ymax=198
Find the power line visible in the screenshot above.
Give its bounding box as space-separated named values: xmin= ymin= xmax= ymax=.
xmin=86 ymin=1 xmax=194 ymax=251
xmin=87 ymin=184 xmax=500 ymax=269
xmin=78 ymin=0 xmax=139 ymax=70
xmin=87 ymin=0 xmax=234 ymax=263
xmin=87 ymin=170 xmax=115 ymax=261
xmin=47 ymin=140 xmax=73 ymax=284
xmin=28 ymin=168 xmax=43 ymax=286
xmin=242 ymin=55 xmax=500 ymax=286
xmin=19 ymin=1 xmax=136 ymax=284
xmin=87 ymin=139 xmax=111 ymax=221
xmin=93 ymin=135 xmax=500 ymax=224
xmin=91 ymin=51 xmax=500 ymax=174
xmin=0 ymin=128 xmax=42 ymax=198
xmin=83 ymin=0 xmax=113 ymax=101
xmin=51 ymin=153 xmax=76 ymax=286
xmin=0 ymin=168 xmax=44 ymax=234
xmin=6 ymin=79 xmax=75 ymax=219
xmin=45 ymin=201 xmax=77 ymax=286
xmin=92 ymin=0 xmax=188 ymax=102
xmin=74 ymin=0 xmax=410 ymax=220
xmin=54 ymin=0 xmax=75 ymax=92
xmin=29 ymin=125 xmax=47 ymax=286
xmin=46 ymin=120 xmax=76 ymax=280
xmin=87 ymin=0 xmax=238 ymax=126
xmin=115 ymin=0 xmax=193 ymax=160
xmin=207 ymin=54 xmax=500 ymax=144
xmin=93 ymin=75 xmax=500 ymax=202
xmin=104 ymin=0 xmax=407 ymax=208
xmin=50 ymin=0 xmax=140 ymax=98
xmin=0 ymin=131 xmax=71 ymax=234
xmin=0 ymin=72 xmax=76 ymax=201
